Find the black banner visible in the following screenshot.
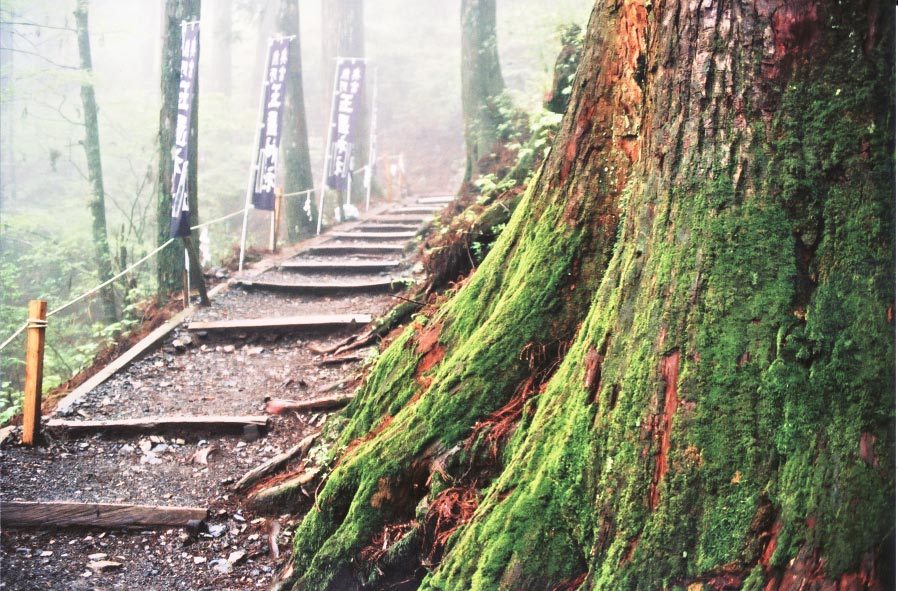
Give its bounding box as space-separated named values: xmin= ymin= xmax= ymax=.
xmin=325 ymin=58 xmax=365 ymax=191
xmin=251 ymin=37 xmax=291 ymax=211
xmin=170 ymin=21 xmax=200 ymax=238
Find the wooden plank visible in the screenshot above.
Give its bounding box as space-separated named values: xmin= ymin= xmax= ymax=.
xmin=328 ymin=231 xmax=417 ymax=240
xmin=22 ymin=300 xmax=47 ymax=445
xmin=187 ymin=314 xmax=372 ymax=332
xmin=235 ymin=278 xmax=412 ymax=294
xmin=279 ymin=260 xmax=402 ymax=273
xmin=354 ymin=223 xmax=420 ymax=232
xmin=46 ymin=415 xmax=270 ymax=435
xmin=54 ymin=282 xmax=228 ymax=415
xmin=1 ymin=501 xmax=207 ymax=529
xmin=306 ymin=243 xmax=406 ymax=255
xmin=417 ymin=195 xmax=454 ymax=204
xmin=265 ymin=395 xmax=354 ymax=414
xmin=367 ymin=214 xmax=431 ymax=223
xmin=233 ymin=433 xmax=317 ymax=491
xmin=391 ymin=206 xmax=442 ymax=213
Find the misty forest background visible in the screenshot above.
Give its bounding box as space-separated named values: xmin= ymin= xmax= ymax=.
xmin=0 ymin=0 xmax=592 ymax=421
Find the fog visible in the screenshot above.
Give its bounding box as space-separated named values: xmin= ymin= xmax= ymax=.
xmin=0 ymin=0 xmax=592 ymax=409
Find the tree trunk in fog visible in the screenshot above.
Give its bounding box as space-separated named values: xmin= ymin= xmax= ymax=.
xmin=0 ymin=21 xmax=15 ymax=205
xmin=74 ymin=0 xmax=117 ymax=324
xmin=209 ymin=0 xmax=232 ymax=96
xmin=460 ymin=0 xmax=504 ymax=183
xmin=321 ymin=0 xmax=368 ymax=203
xmin=278 ymin=0 xmax=316 ymax=241
xmin=254 ymin=1 xmax=278 ymax=92
xmin=286 ymin=1 xmax=894 ymax=590
xmin=156 ymin=0 xmax=202 ymax=297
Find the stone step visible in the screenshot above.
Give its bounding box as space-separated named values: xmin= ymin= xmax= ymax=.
xmin=187 ymin=314 xmax=372 ymax=332
xmin=306 ymin=243 xmax=407 ymax=256
xmin=279 ymin=260 xmax=403 ymax=273
xmin=328 ymin=231 xmax=417 ymax=241
xmin=234 ymin=278 xmax=412 ymax=294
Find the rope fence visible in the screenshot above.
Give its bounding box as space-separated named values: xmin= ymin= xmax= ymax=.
xmin=0 ymin=207 xmax=248 ymax=353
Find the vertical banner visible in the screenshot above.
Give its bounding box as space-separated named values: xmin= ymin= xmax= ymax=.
xmin=170 ymin=20 xmax=200 ymax=238
xmin=251 ymin=37 xmax=291 ymax=211
xmin=325 ymin=58 xmax=365 ymax=191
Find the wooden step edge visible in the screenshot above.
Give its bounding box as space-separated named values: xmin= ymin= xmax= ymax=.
xmin=187 ymin=314 xmax=373 ymax=332
xmin=45 ymin=415 xmax=270 ymax=435
xmin=234 ymin=279 xmax=410 ymax=293
xmin=0 ymin=501 xmax=208 ymax=529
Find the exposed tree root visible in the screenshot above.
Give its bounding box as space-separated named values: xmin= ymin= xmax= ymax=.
xmin=233 ymin=433 xmax=317 ymax=492
xmin=422 ymin=486 xmax=479 ymax=565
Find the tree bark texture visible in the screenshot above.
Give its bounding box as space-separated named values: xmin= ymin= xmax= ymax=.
xmin=156 ymin=0 xmax=202 ymax=297
xmin=288 ymin=1 xmax=894 ymax=590
xmin=74 ymin=0 xmax=117 ymax=323
xmin=278 ymin=0 xmax=316 ymax=241
xmin=321 ymin=0 xmax=368 ymax=203
xmin=460 ymin=0 xmax=505 ymax=183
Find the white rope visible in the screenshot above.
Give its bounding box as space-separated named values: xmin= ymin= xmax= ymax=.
xmin=0 ymin=324 xmax=27 ymax=352
xmin=190 ymin=209 xmax=243 ymax=230
xmin=282 ymin=188 xmax=315 ymax=198
xmin=47 ymin=238 xmax=175 ymax=319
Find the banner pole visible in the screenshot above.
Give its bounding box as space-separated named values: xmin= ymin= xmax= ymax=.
xmin=366 ymin=67 xmax=378 ymax=212
xmin=317 ymin=59 xmax=341 ymax=235
xmin=239 ymin=38 xmax=276 ymax=272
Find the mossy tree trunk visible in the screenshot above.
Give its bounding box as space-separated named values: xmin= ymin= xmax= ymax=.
xmin=321 ymin=0 xmax=368 ymax=203
xmin=278 ymin=0 xmax=316 ymax=241
xmin=287 ymin=1 xmax=895 ymax=590
xmin=460 ymin=0 xmax=505 ymax=183
xmin=156 ymin=0 xmax=202 ymax=297
xmin=74 ymin=0 xmax=117 ymax=324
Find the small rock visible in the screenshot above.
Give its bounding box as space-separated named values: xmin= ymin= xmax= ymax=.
xmin=232 ymin=513 xmax=245 ymax=523
xmin=245 ymin=346 xmax=264 ymax=356
xmin=151 ymin=443 xmax=169 ymax=453
xmin=118 ymin=444 xmax=136 ymax=455
xmin=138 ymin=439 xmax=153 ymax=452
xmin=140 ymin=452 xmax=162 ymax=465
xmin=87 ymin=560 xmax=122 ymax=572
xmin=174 ymin=438 xmax=186 ymax=445
xmin=209 ymin=558 xmax=232 ymax=574
xmin=222 ymin=345 xmax=236 ymax=353
xmin=149 ymin=436 xmax=165 ymax=444
xmin=227 ymin=550 xmax=247 ymax=565
xmin=178 ymin=533 xmax=193 ymax=545
xmin=207 ymin=524 xmax=227 ymax=538
xmin=15 ymin=547 xmax=30 ymax=557
xmin=154 ymin=360 xmax=164 ymax=368
xmin=87 ymin=553 xmax=108 ymax=561
xmin=40 ymin=551 xmax=53 ymax=558
xmin=193 ymin=556 xmax=206 ymax=565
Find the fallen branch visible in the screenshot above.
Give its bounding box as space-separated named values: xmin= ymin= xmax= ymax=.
xmin=307 ymin=334 xmax=358 ymax=355
xmin=318 ymin=355 xmax=365 ymax=366
xmin=265 ymin=395 xmax=353 ymax=415
xmin=233 ymin=433 xmax=317 ymax=492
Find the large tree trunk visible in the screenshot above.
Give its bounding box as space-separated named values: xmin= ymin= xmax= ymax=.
xmin=278 ymin=0 xmax=316 ymax=241
xmin=321 ymin=0 xmax=367 ymax=203
xmin=286 ymin=1 xmax=894 ymax=590
xmin=156 ymin=0 xmax=202 ymax=297
xmin=74 ymin=0 xmax=117 ymax=323
xmin=460 ymin=0 xmax=505 ymax=183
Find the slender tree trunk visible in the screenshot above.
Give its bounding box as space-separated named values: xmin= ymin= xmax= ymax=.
xmin=321 ymin=0 xmax=367 ymax=203
xmin=0 ymin=21 xmax=15 ymax=207
xmin=286 ymin=1 xmax=895 ymax=590
xmin=209 ymin=0 xmax=231 ymax=96
xmin=460 ymin=0 xmax=505 ymax=183
xmin=74 ymin=0 xmax=117 ymax=324
xmin=278 ymin=0 xmax=316 ymax=241
xmin=156 ymin=0 xmax=202 ymax=297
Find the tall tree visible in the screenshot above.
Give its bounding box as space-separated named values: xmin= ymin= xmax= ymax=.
xmin=0 ymin=20 xmax=14 ymax=206
xmin=156 ymin=0 xmax=203 ymax=297
xmin=460 ymin=0 xmax=505 ymax=183
xmin=283 ymin=1 xmax=895 ymax=590
xmin=278 ymin=0 xmax=316 ymax=240
xmin=74 ymin=0 xmax=117 ymax=323
xmin=208 ymin=0 xmax=232 ymax=96
xmin=321 ymin=0 xmax=367 ymax=202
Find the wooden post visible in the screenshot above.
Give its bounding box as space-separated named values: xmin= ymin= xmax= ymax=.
xmin=21 ymin=300 xmax=47 ymax=446
xmin=270 ymin=187 xmax=282 ymax=252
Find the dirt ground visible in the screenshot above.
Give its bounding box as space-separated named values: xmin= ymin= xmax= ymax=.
xmin=0 ymin=198 xmax=438 ymax=591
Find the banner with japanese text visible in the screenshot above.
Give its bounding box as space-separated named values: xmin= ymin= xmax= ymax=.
xmin=325 ymin=58 xmax=365 ymax=191
xmin=170 ymin=20 xmax=200 ymax=238
xmin=251 ymin=37 xmax=291 ymax=211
